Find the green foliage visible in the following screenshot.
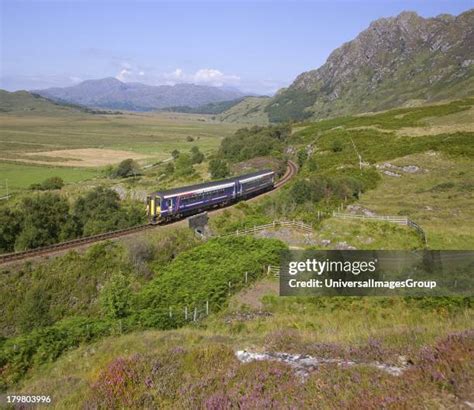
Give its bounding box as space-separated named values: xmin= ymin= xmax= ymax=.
xmin=29 ymin=176 xmax=64 ymax=190
xmin=190 ymin=146 xmax=205 ymax=164
xmin=297 ymin=149 xmax=308 ymax=167
xmin=219 ymin=124 xmax=291 ymax=162
xmin=112 ymin=159 xmax=140 ymax=178
xmin=0 ymin=237 xmax=285 ymax=388
xmin=100 ymin=273 xmax=132 ymax=319
xmin=208 ymin=158 xmax=230 ymax=179
xmin=135 ymin=237 xmax=286 ymax=318
xmin=14 ymin=193 xmax=69 ymax=251
xmin=0 ymin=187 xmax=145 ymax=253
xmin=0 ymin=316 xmax=114 ymax=388
xmin=0 ymin=242 xmax=132 ymax=338
xmin=265 ymin=89 xmax=318 ymax=122
xmin=72 ymin=187 xmax=144 ymax=236
xmin=174 ymin=153 xmax=195 ymax=177
xmin=331 ymin=139 xmax=344 ymax=152
xmin=0 ymin=208 xmax=21 ymax=252
xmin=171 ymin=149 xmax=180 ymax=159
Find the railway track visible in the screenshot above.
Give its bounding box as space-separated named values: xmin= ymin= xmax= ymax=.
xmin=0 ymin=160 xmax=297 ymax=265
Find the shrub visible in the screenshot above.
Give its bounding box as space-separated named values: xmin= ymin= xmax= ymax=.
xmin=100 ymin=273 xmax=132 ymax=319
xmin=208 ymin=158 xmax=229 ymax=179
xmin=174 ymin=153 xmax=195 ymax=177
xmin=112 ymin=159 xmax=140 ymax=178
xmin=30 ymin=176 xmax=64 ymax=190
xmin=190 ymin=146 xmax=204 ymax=164
xmin=331 ymin=139 xmax=344 ymax=152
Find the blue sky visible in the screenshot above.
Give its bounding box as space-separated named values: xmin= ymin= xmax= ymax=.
xmin=1 ymin=0 xmax=472 ymax=94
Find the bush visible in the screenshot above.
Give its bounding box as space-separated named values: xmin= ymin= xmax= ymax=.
xmin=209 ymin=158 xmax=230 ymax=179
xmin=174 ymin=153 xmax=195 ymax=177
xmin=219 ymin=125 xmax=291 ymax=162
xmin=112 ymin=159 xmax=140 ymax=178
xmin=171 ymin=149 xmax=180 ymax=159
xmin=15 ymin=193 xmax=70 ymax=251
xmin=100 ymin=273 xmax=132 ymax=319
xmin=30 ymin=176 xmax=64 ymax=190
xmin=331 ymin=139 xmax=344 ymax=152
xmin=0 ymin=317 xmax=114 ymax=388
xmin=190 ymin=146 xmax=205 ymax=164
xmin=0 ymin=208 xmax=21 ymax=252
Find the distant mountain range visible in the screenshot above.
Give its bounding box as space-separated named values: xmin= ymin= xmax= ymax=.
xmin=222 ymin=9 xmax=474 ymax=123
xmin=33 ymin=78 xmax=248 ymax=112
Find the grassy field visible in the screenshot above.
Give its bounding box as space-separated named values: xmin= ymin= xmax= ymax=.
xmin=356 ymin=152 xmax=474 ymax=249
xmin=0 ymin=162 xmax=99 ymax=197
xmin=0 ymin=111 xmax=241 ymax=195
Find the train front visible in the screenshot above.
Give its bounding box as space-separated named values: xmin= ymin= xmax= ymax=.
xmin=146 ymin=194 xmax=161 ymax=223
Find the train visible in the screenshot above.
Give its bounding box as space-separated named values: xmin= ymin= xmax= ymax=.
xmin=146 ymin=169 xmax=275 ymax=223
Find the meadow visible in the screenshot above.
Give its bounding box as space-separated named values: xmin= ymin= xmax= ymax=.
xmin=0 ymin=111 xmax=240 ymax=196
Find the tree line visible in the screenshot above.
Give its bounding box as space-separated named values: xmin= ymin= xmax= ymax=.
xmin=0 ymin=187 xmax=144 ymax=253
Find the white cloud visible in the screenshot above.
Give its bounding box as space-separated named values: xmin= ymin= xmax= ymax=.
xmin=116 ymin=68 xmax=132 ymax=81
xmin=193 ymin=68 xmax=240 ymax=86
xmin=161 ymin=68 xmax=240 ymax=87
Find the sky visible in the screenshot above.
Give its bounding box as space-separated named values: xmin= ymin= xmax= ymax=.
xmin=1 ymin=0 xmax=472 ymax=95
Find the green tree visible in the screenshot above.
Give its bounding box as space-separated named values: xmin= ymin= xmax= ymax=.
xmin=174 ymin=153 xmax=195 ymax=177
xmin=113 ymin=159 xmax=140 ymax=178
xmin=209 ymin=158 xmax=230 ymax=179
xmin=41 ymin=176 xmax=64 ymax=190
xmin=0 ymin=208 xmax=21 ymax=252
xmin=171 ymin=149 xmax=180 ymax=159
xmin=15 ymin=193 xmax=70 ymax=250
xmin=100 ymin=273 xmax=131 ymax=319
xmin=297 ymin=149 xmax=308 ymax=168
xmin=291 ymin=180 xmax=312 ymax=204
xmin=190 ymin=146 xmax=205 ymax=164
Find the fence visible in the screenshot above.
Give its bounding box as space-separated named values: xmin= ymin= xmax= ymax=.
xmin=218 ymin=220 xmax=313 ymax=237
xmin=167 ymin=266 xmax=271 ymax=323
xmin=332 ymin=212 xmax=427 ymax=245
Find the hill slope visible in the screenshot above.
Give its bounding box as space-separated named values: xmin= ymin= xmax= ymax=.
xmin=220 ymin=9 xmax=474 ymax=124
xmin=216 ymin=96 xmax=271 ymax=124
xmin=0 ymin=90 xmax=92 ymax=115
xmin=34 ymin=78 xmax=246 ymax=112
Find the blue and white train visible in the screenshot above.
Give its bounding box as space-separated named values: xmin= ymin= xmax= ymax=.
xmin=146 ymin=169 xmax=275 ymax=222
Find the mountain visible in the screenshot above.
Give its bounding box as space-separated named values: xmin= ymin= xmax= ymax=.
xmin=221 ymin=9 xmax=474 ymax=124
xmin=0 ymin=89 xmax=110 ymax=115
xmin=34 ymin=78 xmax=247 ymax=112
xmin=216 ymin=96 xmax=271 ymax=124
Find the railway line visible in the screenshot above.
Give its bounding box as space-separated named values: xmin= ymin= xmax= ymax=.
xmin=0 ymin=160 xmax=297 ymax=265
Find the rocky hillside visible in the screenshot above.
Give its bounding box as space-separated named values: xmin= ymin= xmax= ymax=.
xmin=34 ymin=78 xmax=246 ymax=112
xmin=224 ymin=9 xmax=474 ymax=124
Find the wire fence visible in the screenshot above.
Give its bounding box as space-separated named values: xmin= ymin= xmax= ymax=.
xmin=218 ymin=220 xmax=313 ymax=237
xmin=157 ymin=266 xmax=276 ymax=324
xmin=332 ymin=211 xmax=427 ymax=245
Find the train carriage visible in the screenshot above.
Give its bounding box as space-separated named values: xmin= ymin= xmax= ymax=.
xmin=147 ymin=169 xmax=275 ymax=222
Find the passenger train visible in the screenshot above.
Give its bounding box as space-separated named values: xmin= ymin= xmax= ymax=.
xmin=146 ymin=169 xmax=275 ymax=223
